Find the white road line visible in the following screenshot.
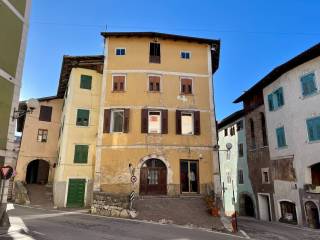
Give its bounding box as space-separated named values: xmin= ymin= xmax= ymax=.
xmin=239 ymin=230 xmax=251 ymax=239
xmin=31 ymin=230 xmax=46 ymax=236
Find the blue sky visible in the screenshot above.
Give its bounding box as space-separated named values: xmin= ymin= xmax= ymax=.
xmin=21 ymin=0 xmax=320 ymax=120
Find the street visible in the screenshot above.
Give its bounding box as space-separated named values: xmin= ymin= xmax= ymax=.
xmin=0 ymin=205 xmax=242 ymax=240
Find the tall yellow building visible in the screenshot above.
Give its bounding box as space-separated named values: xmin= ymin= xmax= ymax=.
xmin=17 ymin=32 xmax=220 ymax=208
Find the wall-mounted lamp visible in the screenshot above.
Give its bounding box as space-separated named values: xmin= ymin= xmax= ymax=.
xmin=12 ymin=98 xmax=39 ymax=121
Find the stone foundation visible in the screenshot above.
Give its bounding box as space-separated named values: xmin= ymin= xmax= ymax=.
xmin=91 ymin=192 xmax=137 ymax=219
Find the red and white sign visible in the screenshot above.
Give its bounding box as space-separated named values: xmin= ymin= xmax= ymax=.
xmin=130 ymin=175 xmax=137 ymax=183
xmin=0 ymin=166 xmax=14 ymax=180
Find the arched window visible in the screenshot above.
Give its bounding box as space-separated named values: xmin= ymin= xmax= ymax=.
xmin=249 ymin=118 xmax=256 ymax=148
xmin=260 ymin=112 xmax=268 ymax=146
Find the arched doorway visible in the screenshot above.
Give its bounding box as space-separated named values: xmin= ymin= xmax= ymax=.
xmin=26 ymin=159 xmax=50 ymax=184
xmin=305 ymin=201 xmax=320 ymax=229
xmin=279 ymin=201 xmax=297 ymax=224
xmin=140 ymin=158 xmax=167 ymax=195
xmin=239 ymin=194 xmax=255 ymax=217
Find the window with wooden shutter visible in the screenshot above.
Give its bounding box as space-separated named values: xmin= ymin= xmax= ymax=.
xmin=113 ymin=75 xmax=125 ymax=92
xmin=123 ymin=109 xmax=130 ymax=133
xmin=301 ymin=73 xmax=317 ymax=97
xmin=149 ymin=42 xmax=161 ymax=63
xmin=306 ymin=116 xmax=320 ymax=142
xmin=148 ymin=111 xmax=161 ymax=134
xmin=161 ymin=109 xmax=168 ymax=134
xmin=149 ymin=76 xmax=161 ymax=92
xmin=176 ymin=110 xmax=182 ymax=135
xmin=194 ymin=111 xmax=200 ymax=135
xmin=80 ymin=75 xmax=92 ymax=90
xmin=74 ymin=145 xmax=89 ymax=164
xmin=110 ymin=109 xmax=124 ymax=133
xmin=181 ymin=112 xmax=194 ymax=135
xmin=76 ymin=109 xmax=90 ymax=126
xmin=39 ymin=106 xmax=52 ymax=122
xmin=141 ymin=109 xmax=148 ymax=133
xmin=181 ymin=78 xmax=193 ymax=94
xmin=103 ymin=109 xmax=111 ymax=133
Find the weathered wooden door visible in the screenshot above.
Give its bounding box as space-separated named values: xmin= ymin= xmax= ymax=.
xmin=67 ymin=179 xmax=85 ymax=208
xmin=139 ymin=159 xmax=167 ymax=195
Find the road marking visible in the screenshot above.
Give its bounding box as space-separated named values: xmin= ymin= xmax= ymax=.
xmin=31 ymin=230 xmax=46 ymax=236
xmin=240 ymin=230 xmax=251 ymax=239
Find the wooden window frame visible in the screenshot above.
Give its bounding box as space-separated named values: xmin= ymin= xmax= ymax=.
xmin=148 ymin=74 xmax=161 ymax=92
xmin=149 ymin=42 xmax=161 ymax=64
xmin=115 ymin=48 xmax=126 ymax=56
xmin=110 ymin=109 xmax=125 ymax=133
xmin=180 ymin=77 xmax=193 ymax=95
xmin=148 ymin=110 xmax=162 ymax=134
xmin=37 ymin=129 xmax=48 ymax=143
xmin=112 ymin=74 xmax=126 ymax=92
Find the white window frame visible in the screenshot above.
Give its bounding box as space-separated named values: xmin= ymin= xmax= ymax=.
xmin=261 ymin=168 xmax=270 ymax=184
xmin=148 ymin=110 xmax=162 ymax=134
xmin=179 ymin=77 xmax=194 ymax=94
xmin=110 ymin=109 xmax=125 ymax=133
xmin=180 ymin=51 xmax=191 ymax=60
xmin=112 ymin=74 xmax=127 ymax=91
xmin=115 ymin=48 xmax=126 ymax=56
xmin=147 ymin=74 xmax=162 ymax=92
xmin=181 ymin=111 xmax=194 ymax=135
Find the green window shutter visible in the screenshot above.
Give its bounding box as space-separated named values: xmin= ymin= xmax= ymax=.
xmin=74 ymin=145 xmax=88 ymax=163
xmin=301 ymin=73 xmax=317 ymax=96
xmin=277 ymin=87 xmax=284 ymax=107
xmin=80 ymin=75 xmax=92 ymax=90
xmin=76 ymin=109 xmax=90 ymax=126
xmin=307 ymin=117 xmax=320 ymax=141
xmin=276 ymin=127 xmax=286 ymax=148
xmin=268 ymin=93 xmax=274 ymax=111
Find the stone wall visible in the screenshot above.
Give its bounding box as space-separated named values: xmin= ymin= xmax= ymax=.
xmin=91 ymin=192 xmax=137 ymax=219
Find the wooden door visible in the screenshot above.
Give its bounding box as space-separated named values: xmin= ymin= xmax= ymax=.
xmin=67 ymin=179 xmax=86 ymax=208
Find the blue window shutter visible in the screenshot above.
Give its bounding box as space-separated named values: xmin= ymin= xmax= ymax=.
xmin=276 ymin=127 xmax=286 ymax=147
xmin=307 ymin=119 xmax=315 ymax=141
xmin=307 ymin=117 xmax=320 ymax=141
xmin=277 ymin=87 xmax=284 ymax=107
xmin=268 ymin=94 xmax=274 ymax=111
xmin=301 ymin=73 xmax=317 ymax=96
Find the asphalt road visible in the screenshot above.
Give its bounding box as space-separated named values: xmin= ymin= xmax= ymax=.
xmin=0 ymin=205 xmax=243 ymax=240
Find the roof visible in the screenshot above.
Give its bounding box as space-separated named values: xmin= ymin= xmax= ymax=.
xmin=101 ymin=31 xmax=220 ymax=73
xmin=218 ymin=109 xmax=244 ymax=129
xmin=234 ymin=42 xmax=320 ymax=103
xmin=57 ymin=55 xmax=104 ymax=97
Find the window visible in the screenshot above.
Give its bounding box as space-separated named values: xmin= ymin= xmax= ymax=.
xmin=230 ymin=126 xmax=235 ymax=136
xmin=148 ymin=111 xmax=161 ymax=134
xmin=76 ymin=109 xmax=89 ymax=126
xmin=276 ymin=126 xmax=287 ymax=148
xmin=226 ymin=171 xmax=231 ymax=184
xmin=249 ymin=118 xmax=256 ymax=148
xmin=74 ymin=145 xmax=89 ymax=164
xmin=181 ymin=78 xmax=192 ymax=94
xmin=37 ymin=129 xmax=48 ymax=142
xmin=236 ymin=120 xmax=243 ymax=131
xmin=181 ymin=51 xmax=191 ymax=59
xmin=149 ymin=42 xmax=161 ymax=63
xmin=301 ymin=73 xmax=317 ymax=97
xmin=39 ymin=106 xmax=52 ymax=122
xmin=268 ymin=87 xmax=284 ymax=111
xmin=113 ymin=75 xmax=125 ymax=92
xmin=238 ymin=169 xmax=244 ymax=184
xmin=261 ymin=112 xmax=268 ymax=146
xmin=306 ymin=116 xmax=320 ymax=142
xmin=262 ymin=169 xmax=270 ymax=184
xmin=224 ymin=128 xmax=228 ymax=136
xmin=181 ymin=112 xmax=194 ymax=135
xmin=80 ymin=75 xmax=92 ymax=90
xmin=148 ymin=76 xmax=160 ymax=92
xmin=111 ymin=110 xmax=124 ymax=133
xmin=238 ymin=143 xmax=244 ymax=157
xmin=115 ymin=48 xmax=126 ymax=56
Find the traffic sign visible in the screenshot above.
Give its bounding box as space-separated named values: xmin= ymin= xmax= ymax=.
xmin=130 ymin=175 xmax=137 ymax=183
xmin=0 ymin=166 xmax=14 ymax=180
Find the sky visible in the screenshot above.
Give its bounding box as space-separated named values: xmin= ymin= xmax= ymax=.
xmin=21 ymin=0 xmax=320 ymax=121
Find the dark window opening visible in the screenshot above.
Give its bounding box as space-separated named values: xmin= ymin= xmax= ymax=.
xmin=181 ymin=78 xmax=192 ymax=94
xmin=149 ymin=42 xmax=161 ymax=63
xmin=39 ymin=106 xmax=52 ymax=122
xmin=311 ymin=163 xmax=320 ymax=186
xmin=250 ymin=118 xmax=256 ymax=148
xmin=260 ymin=112 xmax=268 ymax=146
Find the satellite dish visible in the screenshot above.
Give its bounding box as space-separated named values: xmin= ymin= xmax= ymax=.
xmin=226 ymin=143 xmax=233 ymax=150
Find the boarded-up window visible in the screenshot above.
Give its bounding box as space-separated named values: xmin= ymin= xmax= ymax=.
xmin=74 ymin=145 xmax=89 ymax=164
xmin=113 ymin=75 xmax=125 ymax=91
xmin=150 ymin=42 xmax=161 ymax=63
xmin=181 ymin=112 xmax=193 ymax=135
xmin=39 ymin=106 xmax=52 ymax=122
xmin=37 ymin=129 xmax=48 ymax=142
xmin=80 ymin=75 xmax=92 ymax=90
xmin=176 ymin=110 xmax=200 ymax=135
xmin=76 ymin=109 xmax=89 ymax=126
xmin=149 ymin=76 xmax=160 ymax=92
xmin=181 ymin=78 xmax=192 ymax=94
xmin=148 ymin=111 xmax=161 ymax=134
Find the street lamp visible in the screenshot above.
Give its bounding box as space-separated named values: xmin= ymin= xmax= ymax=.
xmin=12 ymin=98 xmax=39 ymax=120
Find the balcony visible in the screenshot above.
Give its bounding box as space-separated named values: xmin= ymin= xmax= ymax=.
xmin=304 ymin=184 xmax=320 ymax=194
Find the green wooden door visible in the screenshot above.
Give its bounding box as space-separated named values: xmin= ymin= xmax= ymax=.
xmin=66 ymin=179 xmax=86 ymax=208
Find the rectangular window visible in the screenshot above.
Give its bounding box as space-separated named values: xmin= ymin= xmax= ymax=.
xmin=236 ymin=120 xmax=243 ymax=131
xmin=238 ymin=143 xmax=244 ymax=157
xmin=238 ymin=169 xmax=244 ymax=184
xmin=181 ymin=51 xmax=191 ymax=59
xmin=149 ymin=42 xmax=161 ymax=63
xmin=148 ymin=111 xmax=161 ymax=133
xmin=268 ymin=87 xmax=284 ymax=111
xmin=113 ymin=75 xmax=125 ymax=92
xmin=276 ymin=126 xmax=287 ymax=148
xmin=230 ymin=126 xmax=235 ymax=136
xmin=80 ymin=75 xmax=92 ymax=90
xmin=74 ymin=145 xmax=89 ymax=164
xmin=76 ymin=109 xmax=89 ymax=126
xmin=37 ymin=129 xmax=48 ymax=142
xmin=224 ymin=128 xmax=228 ymax=136
xmin=148 ymin=76 xmax=160 ymax=92
xmin=301 ymin=73 xmax=317 ymax=97
xmin=181 ymin=78 xmax=192 ymax=94
xmin=110 ymin=110 xmax=124 ymax=133
xmin=181 ymin=112 xmax=194 ymax=135
xmin=115 ymin=48 xmax=126 ymax=56
xmin=307 ymin=116 xmax=320 ymax=142
xmin=262 ymin=169 xmax=270 ymax=184
xmin=39 ymin=106 xmax=52 ymax=122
